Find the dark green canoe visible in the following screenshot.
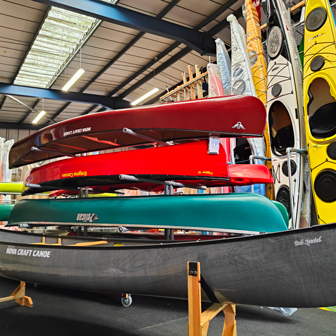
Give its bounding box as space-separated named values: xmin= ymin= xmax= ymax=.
xmin=8 ymin=194 xmax=288 ymax=233
xmin=0 ymin=203 xmax=14 ymax=221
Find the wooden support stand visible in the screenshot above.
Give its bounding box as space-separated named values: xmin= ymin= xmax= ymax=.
xmin=0 ymin=281 xmax=33 ymax=308
xmin=188 ymin=262 xmax=236 ymax=336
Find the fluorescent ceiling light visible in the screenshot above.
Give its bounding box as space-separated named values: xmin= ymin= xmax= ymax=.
xmin=32 ymin=110 xmax=47 ymax=124
xmin=131 ymin=88 xmax=160 ymax=106
xmin=62 ymin=68 xmax=85 ymax=92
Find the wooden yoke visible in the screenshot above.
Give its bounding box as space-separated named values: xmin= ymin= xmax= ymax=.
xmin=0 ymin=281 xmax=33 ymax=308
xmin=188 ymin=262 xmax=237 ymax=336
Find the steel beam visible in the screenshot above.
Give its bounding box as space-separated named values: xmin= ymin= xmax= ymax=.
xmin=108 ymin=42 xmax=180 ymax=98
xmin=32 ymin=0 xmax=216 ymax=55
xmin=49 ymin=0 xmax=181 ymax=121
xmin=0 ymin=83 xmax=130 ymax=109
xmin=143 ymin=8 xmax=243 ymax=105
xmin=119 ymin=47 xmax=191 ymax=99
xmin=0 ymin=122 xmax=41 ymax=131
xmin=111 ymin=3 xmax=240 ymax=101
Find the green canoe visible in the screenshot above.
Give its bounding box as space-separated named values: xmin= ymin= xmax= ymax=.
xmin=8 ymin=193 xmax=288 ymax=233
xmin=0 ymin=203 xmax=15 ymax=221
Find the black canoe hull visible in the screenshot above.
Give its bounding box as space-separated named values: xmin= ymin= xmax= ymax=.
xmin=0 ymin=224 xmax=335 ymax=308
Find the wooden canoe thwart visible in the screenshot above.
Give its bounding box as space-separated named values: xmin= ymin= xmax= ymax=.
xmin=9 ymin=96 xmax=266 ymax=168
xmin=23 ymin=140 xmax=273 ymax=195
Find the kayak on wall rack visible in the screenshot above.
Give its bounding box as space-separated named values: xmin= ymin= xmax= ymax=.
xmin=245 ymin=0 xmax=273 ymax=199
xmin=303 ymin=0 xmax=336 ymax=225
xmin=227 ymin=13 xmax=266 ymax=196
xmin=265 ymin=0 xmax=307 ymax=229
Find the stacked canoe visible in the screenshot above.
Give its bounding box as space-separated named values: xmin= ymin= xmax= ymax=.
xmin=5 ymin=95 xmax=289 ymax=234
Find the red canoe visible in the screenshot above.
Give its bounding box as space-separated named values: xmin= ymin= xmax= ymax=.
xmin=10 ymin=96 xmax=266 ymax=168
xmin=46 ymin=164 xmax=273 ymax=196
xmin=23 ymin=140 xmax=272 ymax=195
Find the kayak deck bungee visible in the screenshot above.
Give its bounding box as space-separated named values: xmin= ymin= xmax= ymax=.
xmin=22 ymin=140 xmax=273 ymax=195
xmin=266 ymin=0 xmax=306 ymax=229
xmin=9 ymin=96 xmax=266 ymax=168
xmin=303 ymin=0 xmax=336 ymax=224
xmin=7 ymin=193 xmax=288 ymax=234
xmin=1 ymin=223 xmax=336 ymax=307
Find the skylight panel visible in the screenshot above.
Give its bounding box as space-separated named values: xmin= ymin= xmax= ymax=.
xmin=14 ymin=0 xmax=115 ymax=89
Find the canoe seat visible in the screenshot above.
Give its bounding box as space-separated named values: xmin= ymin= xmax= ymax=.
xmin=309 ymin=102 xmax=336 ymax=139
xmin=32 ymin=237 xmax=62 ymax=245
xmin=69 ymin=241 xmax=108 ymax=247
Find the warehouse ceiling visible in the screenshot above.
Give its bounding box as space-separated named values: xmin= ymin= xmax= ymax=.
xmin=0 ymin=0 xmax=303 ymax=131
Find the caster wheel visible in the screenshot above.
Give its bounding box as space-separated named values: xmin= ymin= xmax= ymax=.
xmin=121 ymin=295 xmax=132 ymax=307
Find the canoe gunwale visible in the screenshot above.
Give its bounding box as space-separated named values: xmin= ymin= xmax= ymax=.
xmin=0 ymin=222 xmax=335 ymax=250
xmin=12 ymin=133 xmax=264 ymax=169
xmin=6 ymin=221 xmax=261 ymax=236
xmin=22 ymin=175 xmax=232 ymax=196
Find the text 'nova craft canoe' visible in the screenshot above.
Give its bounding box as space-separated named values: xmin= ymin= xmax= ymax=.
xmin=23 ymin=140 xmax=273 ymax=195
xmin=9 ymin=96 xmax=266 ymax=168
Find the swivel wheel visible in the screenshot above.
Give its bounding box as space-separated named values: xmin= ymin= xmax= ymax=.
xmin=121 ymin=294 xmax=132 ymax=307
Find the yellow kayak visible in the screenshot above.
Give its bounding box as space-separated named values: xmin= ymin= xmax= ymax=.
xmin=245 ymin=0 xmax=273 ymax=199
xmin=304 ymin=0 xmax=336 ymax=224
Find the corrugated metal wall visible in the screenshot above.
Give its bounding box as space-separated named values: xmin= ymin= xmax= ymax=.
xmin=0 ymin=129 xmax=35 ymax=142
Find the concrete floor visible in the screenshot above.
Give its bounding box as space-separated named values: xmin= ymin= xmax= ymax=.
xmin=0 ymin=276 xmax=335 ymax=336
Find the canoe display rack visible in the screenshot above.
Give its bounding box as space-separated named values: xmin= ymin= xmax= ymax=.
xmin=188 ymin=262 xmax=237 ymax=336
xmin=160 ymin=65 xmax=207 ymax=102
xmin=0 ymin=281 xmax=33 ymax=308
xmin=0 ymin=263 xmax=237 ymax=336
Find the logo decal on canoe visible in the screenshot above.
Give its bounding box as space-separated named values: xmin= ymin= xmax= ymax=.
xmin=6 ymin=246 xmax=51 ymax=258
xmin=64 ymin=127 xmax=91 ymax=137
xmin=76 ymin=213 xmax=99 ymax=223
xmin=294 ymin=236 xmax=322 ymax=247
xmin=232 ymin=122 xmax=245 ymax=130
